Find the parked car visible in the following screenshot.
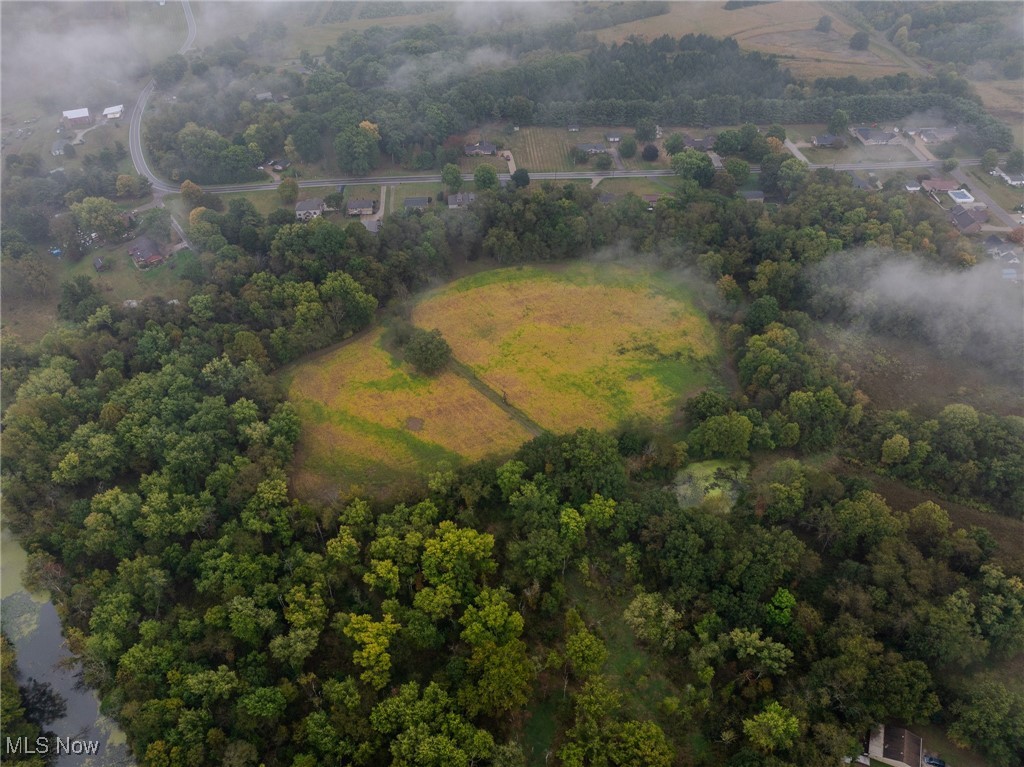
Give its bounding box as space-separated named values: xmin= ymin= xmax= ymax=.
xmin=924 ymin=757 xmax=946 ymax=767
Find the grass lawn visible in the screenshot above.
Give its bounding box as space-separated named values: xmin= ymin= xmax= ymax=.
xmin=284 ymin=326 xmax=535 ymax=502
xmin=592 ymin=177 xmax=677 ymax=198
xmin=964 ymin=167 xmax=1024 ymax=214
xmin=803 ymin=142 xmax=919 ymax=166
xmin=411 ymin=262 xmax=720 ymax=435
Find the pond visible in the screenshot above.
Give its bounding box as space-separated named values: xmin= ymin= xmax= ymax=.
xmin=1 ymin=525 xmax=133 ymax=766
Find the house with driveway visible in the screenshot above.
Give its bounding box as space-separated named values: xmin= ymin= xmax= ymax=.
xmin=295 ymin=198 xmax=327 ymax=221
xmin=347 ymin=199 xmax=375 ymax=216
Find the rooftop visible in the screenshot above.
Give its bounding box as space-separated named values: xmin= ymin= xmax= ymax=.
xmin=295 ymin=198 xmax=325 ymax=212
xmin=62 ymin=107 xmax=89 ymax=120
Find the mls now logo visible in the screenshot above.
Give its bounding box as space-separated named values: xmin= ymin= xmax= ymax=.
xmin=5 ymin=737 xmax=101 ymax=755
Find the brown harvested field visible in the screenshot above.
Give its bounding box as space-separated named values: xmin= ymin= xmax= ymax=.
xmin=411 ymin=263 xmax=720 ymax=435
xmin=593 ymin=2 xmax=910 ymax=80
xmin=285 ymin=326 xmax=534 ymax=501
xmin=970 ymin=79 xmax=1024 ymax=128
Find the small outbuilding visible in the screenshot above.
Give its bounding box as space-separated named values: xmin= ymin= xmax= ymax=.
xmin=102 ymin=105 xmax=124 ymax=120
xmin=62 ymin=107 xmax=92 ymax=128
xmin=404 ymin=196 xmax=429 ymax=211
xmin=448 ymin=192 xmax=476 ymax=210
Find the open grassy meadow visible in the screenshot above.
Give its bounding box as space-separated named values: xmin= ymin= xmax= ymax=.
xmin=284 ymin=326 xmax=536 ymax=501
xmin=412 ymin=262 xmax=720 ymax=435
xmin=287 ymin=262 xmax=719 ymax=500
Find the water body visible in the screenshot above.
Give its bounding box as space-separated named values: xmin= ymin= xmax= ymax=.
xmin=1 ymin=526 xmax=133 ymax=767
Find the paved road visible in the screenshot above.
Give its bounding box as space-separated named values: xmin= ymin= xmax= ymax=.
xmin=951 ymin=167 xmax=1020 ymax=228
xmin=128 ymin=0 xmax=196 ymax=194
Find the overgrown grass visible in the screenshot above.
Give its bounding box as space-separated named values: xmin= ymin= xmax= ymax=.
xmin=413 ymin=263 xmax=718 ymax=434
xmin=285 ymin=326 xmax=534 ymax=500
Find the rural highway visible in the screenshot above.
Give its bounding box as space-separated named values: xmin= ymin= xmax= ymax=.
xmin=128 ymin=0 xmax=196 ymax=194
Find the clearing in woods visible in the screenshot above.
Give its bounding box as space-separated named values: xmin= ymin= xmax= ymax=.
xmin=287 ymin=262 xmax=720 ymax=500
xmin=284 ymin=326 xmax=535 ymax=501
xmin=412 ymin=262 xmax=720 ymax=435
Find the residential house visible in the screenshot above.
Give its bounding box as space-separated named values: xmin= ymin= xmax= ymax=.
xmin=61 ymin=108 xmax=92 ymax=128
xmin=577 ymin=143 xmax=607 ymax=155
xmin=642 ymin=194 xmax=664 ymax=210
xmin=948 ymin=204 xmax=989 ymax=235
xmin=254 ymin=92 xmax=274 ymax=102
xmin=129 ymin=236 xmax=163 ymax=268
xmin=853 ymin=127 xmax=900 ymax=145
xmin=404 ymin=196 xmax=429 ymax=211
xmin=93 ymin=256 xmax=107 ymax=272
xmin=464 ymin=141 xmax=497 ymax=156
xmin=597 ymin=193 xmax=617 ymax=205
xmin=567 ymin=124 xmax=581 ymax=132
xmin=813 ymin=134 xmax=843 ymax=148
xmin=361 ymin=219 xmax=381 ymax=234
xmin=295 ymin=198 xmax=327 ymax=221
xmin=102 ymin=105 xmax=124 ymax=120
xmin=605 ymin=132 xmax=622 ymax=143
xmin=347 ymin=199 xmax=375 ymax=216
xmin=683 ymin=135 xmax=717 ymax=151
xmin=868 ymin=725 xmax=922 ymax=767
xmin=847 ymin=172 xmax=874 ymax=191
xmin=708 ymin=151 xmax=724 ymax=170
xmin=739 ymin=190 xmax=765 ymax=203
xmin=51 ymin=139 xmax=70 ymax=156
xmin=995 ymin=168 xmax=1024 ymax=187
xmin=917 ymin=127 xmax=957 ymax=144
xmin=904 ymin=181 xmax=922 ymax=192
xmin=448 ymin=192 xmax=476 ymax=210
xmin=920 ymin=178 xmax=960 ymax=194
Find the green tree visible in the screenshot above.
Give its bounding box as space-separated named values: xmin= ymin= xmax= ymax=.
xmin=881 ymin=434 xmax=911 ymax=464
xmin=816 ymin=15 xmax=832 ymax=32
xmin=71 ymin=197 xmax=125 ymax=241
xmin=641 ymin=144 xmax=660 ymax=162
xmin=442 ymin=163 xmax=463 ymax=193
xmin=511 ymin=168 xmax=530 ymax=188
xmin=473 ymin=163 xmax=499 ymax=190
xmin=664 ymin=134 xmax=686 ymax=155
xmin=1005 ymin=148 xmax=1024 ymax=173
xmin=340 ymin=612 xmax=401 ymax=690
xmin=827 ymin=109 xmax=850 ymax=136
xmin=981 ymin=149 xmax=1000 ymax=173
xmin=334 ymin=122 xmax=380 ymax=175
xmin=278 ymin=178 xmax=298 ymax=205
xmin=943 ymin=158 xmax=960 ymax=172
xmin=671 ymin=148 xmax=714 ymax=187
xmin=743 ymin=701 xmax=801 ymax=754
xmin=850 ymin=31 xmax=870 ymax=50
xmin=777 ymin=158 xmax=809 ymax=195
xmin=693 ymin=412 xmax=753 ymax=459
xmin=635 ymin=118 xmax=656 ymax=143
xmin=949 ymin=679 xmax=1024 ymax=767
xmin=618 ymin=136 xmax=637 ymax=159
xmin=725 ymin=157 xmax=750 ymax=185
xmin=594 ymin=153 xmax=613 ymax=171
xmin=404 ymin=328 xmax=452 ymax=375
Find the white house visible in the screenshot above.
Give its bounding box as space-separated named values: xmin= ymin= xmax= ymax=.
xmin=295 ymin=198 xmax=326 ymax=221
xmin=103 ymin=105 xmax=124 ymax=120
xmin=995 ymin=168 xmax=1024 ymax=187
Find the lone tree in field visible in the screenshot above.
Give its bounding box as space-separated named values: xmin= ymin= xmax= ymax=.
xmin=850 ymin=31 xmax=870 ymax=50
xmin=816 ymin=15 xmax=832 ymax=33
xmin=641 ymin=144 xmax=660 ymax=162
xmin=405 ymin=328 xmax=452 ymax=375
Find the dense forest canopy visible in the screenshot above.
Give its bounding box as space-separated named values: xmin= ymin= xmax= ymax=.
xmin=2 ymin=5 xmax=1024 ymax=767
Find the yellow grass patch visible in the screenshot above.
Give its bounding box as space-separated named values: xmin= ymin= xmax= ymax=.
xmin=412 ymin=263 xmax=718 ymax=434
xmin=286 ymin=327 xmax=534 ymax=499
